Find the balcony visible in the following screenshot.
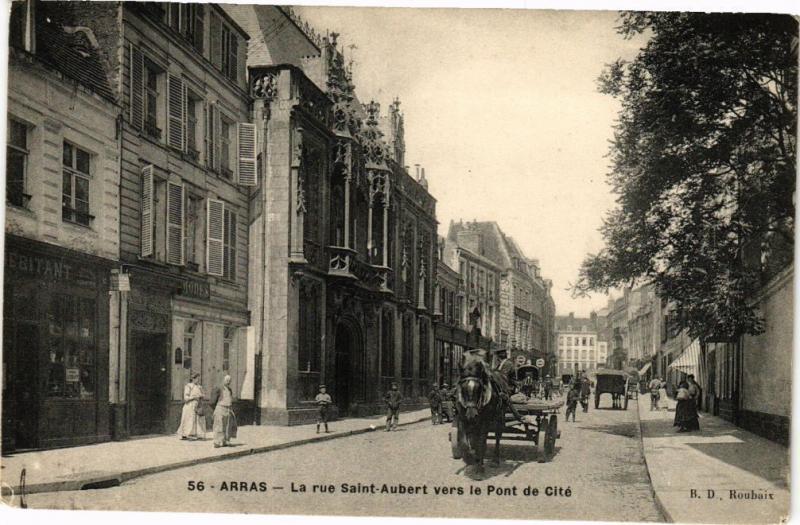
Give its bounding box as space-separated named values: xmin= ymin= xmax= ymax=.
xmin=328 ymin=245 xmax=393 ymax=293
xmin=328 ymin=245 xmax=358 ymax=279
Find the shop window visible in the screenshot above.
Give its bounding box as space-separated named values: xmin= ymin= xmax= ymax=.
xmin=47 ymin=294 xmax=96 ymax=399
xmin=7 ymin=117 xmax=30 ymax=208
xmin=62 ymin=142 xmax=93 ymax=226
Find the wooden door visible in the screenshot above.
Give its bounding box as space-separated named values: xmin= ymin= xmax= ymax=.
xmin=130 ymin=332 xmax=168 ymax=435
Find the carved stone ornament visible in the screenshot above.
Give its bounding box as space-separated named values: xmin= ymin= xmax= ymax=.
xmin=251 ymin=72 xmax=278 ymax=101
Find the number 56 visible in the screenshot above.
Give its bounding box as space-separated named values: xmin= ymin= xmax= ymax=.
xmin=188 ymin=481 xmax=205 ymax=491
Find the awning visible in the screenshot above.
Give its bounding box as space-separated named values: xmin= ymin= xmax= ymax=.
xmin=638 ymin=362 xmax=652 ymax=376
xmin=667 ymin=339 xmax=706 ymax=391
xmin=668 ymin=339 xmax=701 ymax=371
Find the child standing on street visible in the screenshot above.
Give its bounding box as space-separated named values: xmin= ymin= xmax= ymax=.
xmin=384 ymin=382 xmax=402 ymax=431
xmin=565 ymin=384 xmax=579 ymax=422
xmin=315 ymin=384 xmax=332 ymax=434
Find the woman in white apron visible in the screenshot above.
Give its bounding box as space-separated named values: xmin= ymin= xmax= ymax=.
xmin=177 ymin=372 xmax=207 ymax=440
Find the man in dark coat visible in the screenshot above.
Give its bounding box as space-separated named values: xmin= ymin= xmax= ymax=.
xmin=579 ymin=373 xmax=591 ymax=412
xmin=428 ymin=384 xmax=442 ymax=425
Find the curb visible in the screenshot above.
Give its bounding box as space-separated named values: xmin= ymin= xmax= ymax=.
xmin=634 ymin=398 xmax=673 ymax=523
xmin=5 ymin=414 xmax=430 ymax=497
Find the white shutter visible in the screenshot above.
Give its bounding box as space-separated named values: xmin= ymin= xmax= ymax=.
xmin=166 ymin=182 xmax=185 ymax=265
xmin=167 ymin=74 xmax=185 ymax=151
xmin=129 ymin=44 xmax=144 ymax=130
xmin=140 ymin=165 xmax=154 ymax=257
xmin=207 ymin=199 xmax=224 ymax=276
xmin=236 ymin=122 xmax=257 ymax=186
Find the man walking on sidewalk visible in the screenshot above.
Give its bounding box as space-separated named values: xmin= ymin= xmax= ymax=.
xmin=648 ymin=376 xmax=662 ymax=411
xmin=428 ymin=383 xmax=442 ymax=425
xmin=384 ymin=382 xmax=402 ymax=431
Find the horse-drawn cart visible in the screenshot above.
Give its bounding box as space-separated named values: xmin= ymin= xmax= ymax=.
xmin=449 ymin=396 xmax=563 ymax=463
xmin=594 ymin=368 xmax=629 ymax=410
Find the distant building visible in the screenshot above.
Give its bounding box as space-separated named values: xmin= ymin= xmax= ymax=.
xmin=556 ymin=313 xmax=601 ymax=374
xmin=445 ymin=221 xmax=557 ymax=376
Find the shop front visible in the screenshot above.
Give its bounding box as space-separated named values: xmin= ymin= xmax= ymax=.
xmin=2 ymin=235 xmax=113 ymax=451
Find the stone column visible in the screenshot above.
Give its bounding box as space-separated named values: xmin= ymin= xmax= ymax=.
xmin=382 ymin=201 xmax=389 ymax=266
xmin=290 ymin=127 xmax=306 ymax=262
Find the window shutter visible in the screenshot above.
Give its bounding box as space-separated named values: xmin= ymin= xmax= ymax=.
xmin=209 ymin=11 xmax=222 ymax=70
xmin=166 ymin=181 xmax=185 ymax=265
xmin=236 ymin=123 xmax=257 ymax=186
xmin=140 ymin=165 xmax=154 ymax=257
xmin=207 ymin=199 xmax=224 ymax=276
xmin=193 ymin=4 xmax=205 ymax=53
xmin=205 ymin=102 xmax=214 ymax=168
xmin=167 ymin=74 xmax=185 ymax=151
xmin=129 ymin=44 xmax=144 ymax=130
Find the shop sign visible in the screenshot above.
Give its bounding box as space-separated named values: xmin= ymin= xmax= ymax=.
xmin=66 ymin=368 xmax=80 ymax=383
xmin=6 ymin=249 xmax=96 ymax=285
xmin=177 ymin=278 xmax=211 ymax=300
xmin=535 ymin=358 xmax=545 ymax=368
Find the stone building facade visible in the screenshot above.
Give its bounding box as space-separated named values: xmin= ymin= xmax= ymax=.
xmin=446 ymin=221 xmax=556 ymax=376
xmin=555 ymin=313 xmax=603 ymax=375
xmin=4 ymin=0 xmax=121 ymax=450
xmin=42 ymin=1 xmax=257 ymax=440
xmin=233 ymin=6 xmax=438 ymax=424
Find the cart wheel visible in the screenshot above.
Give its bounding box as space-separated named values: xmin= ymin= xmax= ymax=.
xmin=536 ymin=423 xmax=547 ymax=462
xmin=544 ymin=415 xmax=557 ymax=461
xmin=449 ymin=426 xmax=461 ymax=459
xmin=594 ymin=393 xmax=600 ymax=409
xmin=624 ymin=393 xmax=629 ymax=410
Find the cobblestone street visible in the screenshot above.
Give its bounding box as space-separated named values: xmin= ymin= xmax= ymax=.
xmin=25 ymin=398 xmax=662 ymax=522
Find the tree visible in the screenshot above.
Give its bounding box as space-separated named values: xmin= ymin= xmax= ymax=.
xmin=576 ymin=12 xmax=797 ymax=340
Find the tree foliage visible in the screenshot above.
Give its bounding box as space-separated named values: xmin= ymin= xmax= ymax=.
xmin=577 ymin=12 xmax=797 ymax=339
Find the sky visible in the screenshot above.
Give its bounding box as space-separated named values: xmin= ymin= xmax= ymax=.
xmin=293 ymin=6 xmax=645 ymax=316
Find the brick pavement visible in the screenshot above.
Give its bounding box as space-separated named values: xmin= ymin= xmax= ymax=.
xmin=637 ymin=397 xmax=789 ymax=524
xmin=0 ymin=408 xmax=430 ymax=498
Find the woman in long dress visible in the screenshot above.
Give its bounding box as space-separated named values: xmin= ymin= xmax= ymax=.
xmin=177 ymin=372 xmax=206 ymax=440
xmin=657 ymin=380 xmax=669 ymax=410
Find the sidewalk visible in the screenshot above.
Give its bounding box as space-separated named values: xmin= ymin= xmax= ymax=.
xmin=637 ymin=398 xmax=790 ymax=524
xmin=1 ymin=408 xmax=430 ymax=497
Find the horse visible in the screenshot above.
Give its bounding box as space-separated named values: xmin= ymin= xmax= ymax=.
xmin=454 ymin=357 xmax=505 ymax=474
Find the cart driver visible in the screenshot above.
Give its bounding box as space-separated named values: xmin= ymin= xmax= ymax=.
xmin=492 ymin=347 xmax=516 ymax=394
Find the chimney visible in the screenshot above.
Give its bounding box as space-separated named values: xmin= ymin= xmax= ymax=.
xmin=415 ymin=164 xmax=420 ymax=179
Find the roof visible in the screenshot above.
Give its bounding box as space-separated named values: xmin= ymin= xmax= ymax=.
xmin=447 ymin=220 xmax=512 ymax=269
xmin=35 ymin=20 xmax=114 ymax=102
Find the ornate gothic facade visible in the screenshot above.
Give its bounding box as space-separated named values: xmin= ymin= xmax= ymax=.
xmin=243 ymin=23 xmax=437 ymax=423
